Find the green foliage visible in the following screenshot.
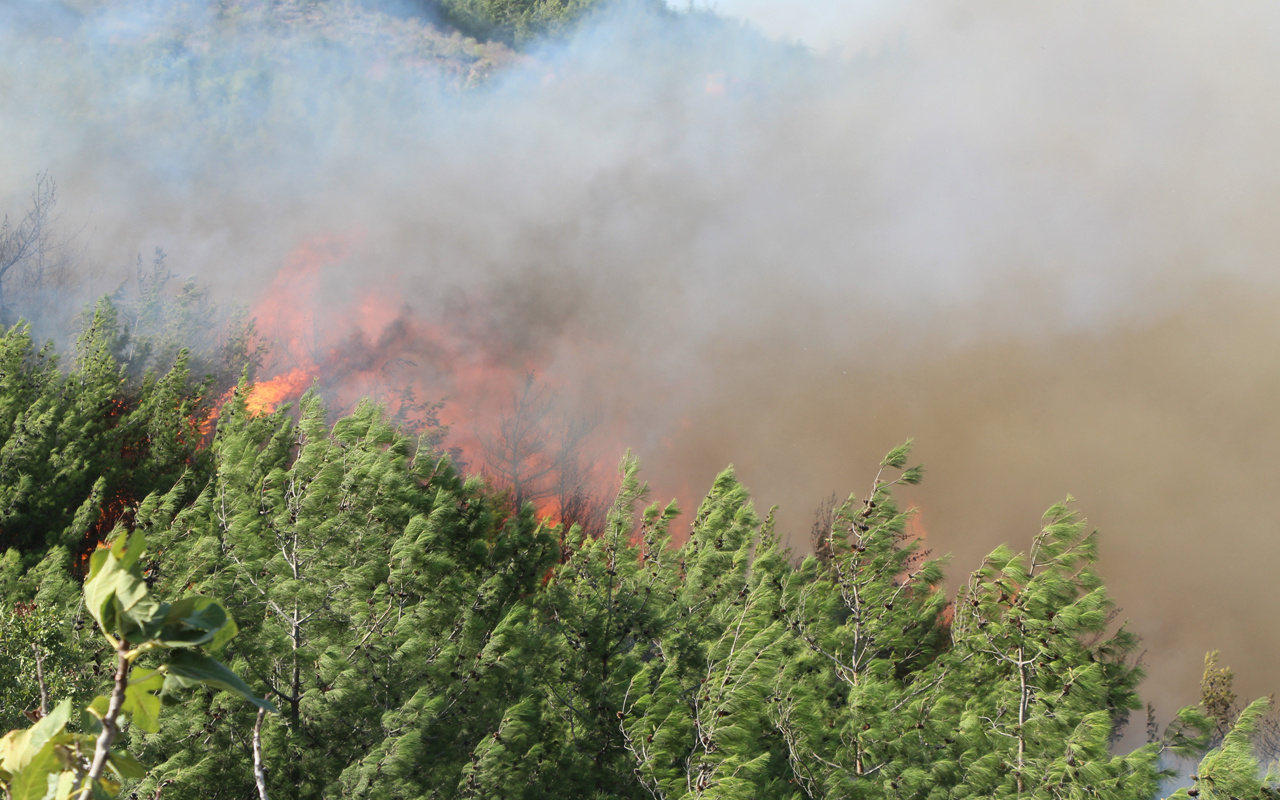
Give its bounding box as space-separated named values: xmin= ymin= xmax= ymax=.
xmin=617 ymin=466 xmax=794 ymax=799
xmin=435 ymin=0 xmax=611 ymax=46
xmin=1169 ymin=699 xmax=1280 ymax=799
xmin=946 ymin=501 xmax=1161 ymax=799
xmin=0 ymin=306 xmax=212 ymax=564
xmin=778 ymin=442 xmax=952 ymax=798
xmin=0 ymin=321 xmax=1267 ymax=800
xmin=0 ymin=602 xmax=99 ymax=733
xmin=526 ymin=451 xmax=677 ymax=797
xmin=1199 ymin=651 xmax=1237 ymax=743
xmin=0 ymin=531 xmax=268 ymax=800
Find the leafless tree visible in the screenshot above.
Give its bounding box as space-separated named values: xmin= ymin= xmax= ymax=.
xmin=479 ymin=371 xmax=602 ymax=530
xmin=0 ymin=172 xmax=79 ymax=330
xmin=554 ymin=443 xmax=607 ymax=538
xmin=809 ymin=492 xmax=838 ymax=567
xmin=480 ymin=372 xmax=558 ymax=510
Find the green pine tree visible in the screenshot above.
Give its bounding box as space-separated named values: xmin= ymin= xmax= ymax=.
xmin=947 ymin=500 xmax=1162 ymax=800
xmin=620 ymin=466 xmax=792 ymax=799
xmin=776 ymin=441 xmax=951 ymax=799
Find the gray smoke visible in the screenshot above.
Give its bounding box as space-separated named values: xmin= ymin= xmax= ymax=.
xmin=3 ymin=0 xmax=1280 ymax=715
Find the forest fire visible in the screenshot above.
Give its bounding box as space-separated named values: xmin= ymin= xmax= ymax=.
xmin=14 ymin=1 xmax=1280 ymax=793
xmin=240 ymin=367 xmax=315 ymax=415
xmin=216 ymin=236 xmax=620 ymax=530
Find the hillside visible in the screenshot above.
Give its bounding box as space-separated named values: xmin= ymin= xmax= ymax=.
xmin=4 ymin=2 xmax=1280 ymax=798
xmin=0 ymin=311 xmax=1273 ymax=798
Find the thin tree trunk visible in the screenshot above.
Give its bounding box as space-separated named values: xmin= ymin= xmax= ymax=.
xmin=291 ymin=608 xmax=302 ymax=800
xmin=1016 ymin=645 xmax=1028 ymax=795
xmin=253 ymin=706 xmax=270 ymax=800
xmin=32 ymin=644 xmax=48 ymax=718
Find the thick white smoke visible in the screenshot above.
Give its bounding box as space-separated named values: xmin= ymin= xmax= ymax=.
xmin=4 ymin=0 xmax=1280 ymax=716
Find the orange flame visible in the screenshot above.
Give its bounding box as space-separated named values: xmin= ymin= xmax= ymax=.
xmin=203 ymin=233 xmax=630 ymax=533
xmin=244 ymin=367 xmax=315 ymax=415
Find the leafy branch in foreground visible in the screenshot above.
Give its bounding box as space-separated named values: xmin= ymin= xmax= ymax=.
xmin=0 ymin=531 xmax=273 ymax=800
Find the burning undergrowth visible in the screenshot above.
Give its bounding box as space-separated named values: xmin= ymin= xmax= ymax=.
xmin=221 ymin=234 xmax=619 ymax=531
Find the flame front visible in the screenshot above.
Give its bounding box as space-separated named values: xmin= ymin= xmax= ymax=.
xmin=207 ymin=235 xmax=623 ymax=531
xmin=243 ymin=367 xmax=316 ymax=415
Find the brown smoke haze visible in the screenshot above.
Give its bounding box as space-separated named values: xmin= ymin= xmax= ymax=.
xmin=4 ymin=0 xmax=1280 ymax=715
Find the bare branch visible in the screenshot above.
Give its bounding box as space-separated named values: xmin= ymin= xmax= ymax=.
xmin=0 ymin=172 xmax=78 ymax=329
xmin=76 ymin=637 xmax=131 ymax=800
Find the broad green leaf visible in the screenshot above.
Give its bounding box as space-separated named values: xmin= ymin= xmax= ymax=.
xmin=83 ymin=553 xmax=123 ymax=631
xmin=84 ymin=696 xmax=109 ymax=723
xmin=0 ymin=730 xmax=23 ymax=775
xmin=115 ymin=529 xmax=146 ymax=572
xmin=85 ymin=547 xmax=111 ymax=583
xmin=90 ymin=775 xmax=120 ymax=799
xmin=109 ymin=531 xmax=128 ymax=559
xmin=119 ymin=592 xmax=167 ymax=640
xmin=25 ymin=699 xmax=70 ymax=760
xmin=208 ymin=611 xmax=238 ymax=653
xmin=106 ymin=748 xmax=146 ymax=781
xmin=127 ymin=668 xmax=165 ymax=690
xmin=156 ymin=596 xmax=230 ymax=648
xmin=85 ymin=533 xmax=165 ymax=638
xmin=52 ymin=769 xmax=74 ymax=800
xmin=113 ymin=571 xmax=152 ymax=619
xmin=164 ymin=595 xmax=221 ymax=628
xmin=122 ymin=669 xmax=165 ymax=733
xmin=166 ymin=651 xmax=276 ymax=712
xmin=0 ymin=699 xmax=70 ymax=774
xmin=8 ymin=741 xmax=59 ymax=800
xmin=159 ymin=671 xmax=199 ymax=706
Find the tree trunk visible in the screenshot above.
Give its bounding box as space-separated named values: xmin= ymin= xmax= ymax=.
xmin=254 ymin=706 xmax=270 ymax=800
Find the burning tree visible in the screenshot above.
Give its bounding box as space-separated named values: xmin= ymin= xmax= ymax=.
xmin=479 ymin=371 xmax=607 ymax=534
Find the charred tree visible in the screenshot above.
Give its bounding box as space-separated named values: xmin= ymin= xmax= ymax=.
xmin=479 ymin=371 xmax=600 ymax=529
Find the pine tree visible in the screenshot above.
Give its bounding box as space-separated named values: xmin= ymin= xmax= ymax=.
xmin=131 ymin=391 xmax=453 ymax=798
xmin=346 ymin=496 xmax=558 ymax=799
xmin=947 ymin=500 xmax=1163 ymax=800
xmin=620 ymin=466 xmax=792 ymax=799
xmin=0 ymin=301 xmax=211 ymax=569
xmin=338 ymin=487 xmax=559 ymax=799
xmin=775 ymin=441 xmax=951 ymax=799
xmin=3 ymin=309 xmax=1268 ymax=800
xmin=1167 ymin=698 xmax=1280 ymax=800
xmin=519 ymin=451 xmax=679 ymax=798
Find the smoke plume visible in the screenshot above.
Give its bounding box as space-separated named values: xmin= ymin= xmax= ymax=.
xmin=4 ymin=0 xmax=1280 ymax=715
